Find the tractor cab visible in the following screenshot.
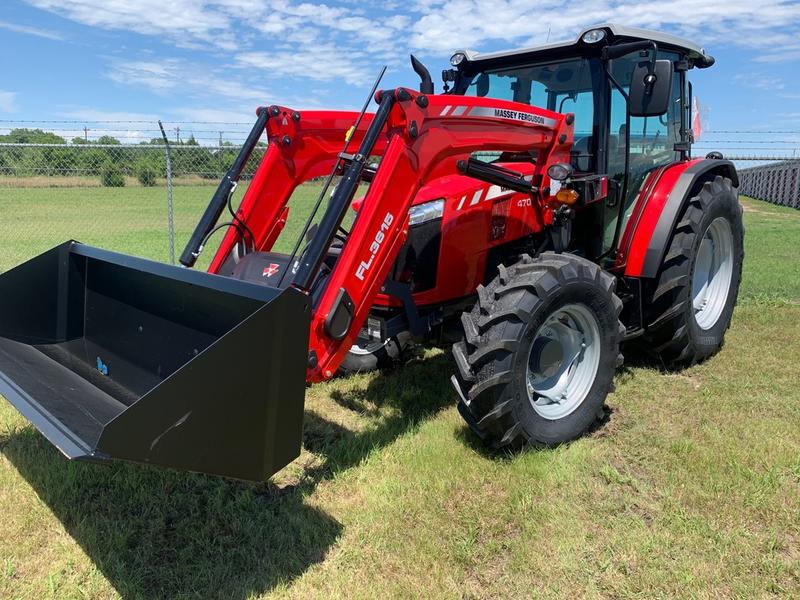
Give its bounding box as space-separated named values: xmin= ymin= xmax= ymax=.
xmin=447 ymin=24 xmax=715 ymax=258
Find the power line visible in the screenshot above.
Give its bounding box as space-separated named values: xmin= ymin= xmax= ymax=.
xmin=703 ymin=130 xmax=800 ymax=134
xmin=0 ymin=119 xmax=252 ymax=125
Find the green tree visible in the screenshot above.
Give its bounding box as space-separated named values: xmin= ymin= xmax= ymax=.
xmin=100 ymin=162 xmax=125 ymax=187
xmin=0 ymin=128 xmax=65 ymax=144
xmin=96 ymin=135 xmax=121 ymax=145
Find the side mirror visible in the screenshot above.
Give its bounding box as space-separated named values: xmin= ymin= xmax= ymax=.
xmin=476 ymin=73 xmax=490 ymax=97
xmin=629 ymin=59 xmax=673 ymax=117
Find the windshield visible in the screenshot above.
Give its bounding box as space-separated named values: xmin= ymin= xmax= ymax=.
xmin=463 ymin=58 xmax=597 ymax=170
xmin=463 ymin=58 xmax=596 ymax=138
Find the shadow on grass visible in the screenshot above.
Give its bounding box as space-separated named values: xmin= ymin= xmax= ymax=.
xmin=1 ymin=351 xmax=457 ymax=599
xmin=452 ymin=400 xmax=617 ymax=460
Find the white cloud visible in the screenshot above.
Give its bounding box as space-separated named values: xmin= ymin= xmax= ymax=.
xmin=44 ymin=108 xmax=161 ymax=142
xmin=407 ymin=0 xmax=800 ymax=55
xmin=106 ymin=58 xmax=273 ymax=103
xmin=0 ymin=19 xmax=64 ymax=40
xmin=107 ymin=60 xmax=181 ymax=91
xmin=170 ymin=108 xmax=253 ymax=124
xmin=25 ymin=1 xmax=411 ymax=79
xmin=754 ymin=50 xmax=800 ymax=63
xmin=235 ymin=47 xmax=372 ymax=86
xmin=733 ymin=73 xmax=785 ymax=90
xmin=55 ymin=108 xmax=161 ymax=122
xmin=25 ymin=0 xmax=800 ymax=72
xmin=21 ymin=0 xmax=800 ymax=124
xmin=0 ymin=90 xmax=18 ymax=113
xmin=25 ymin=0 xmax=236 ymax=49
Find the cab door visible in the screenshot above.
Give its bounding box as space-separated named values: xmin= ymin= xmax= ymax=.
xmin=603 ymin=50 xmax=684 ymax=255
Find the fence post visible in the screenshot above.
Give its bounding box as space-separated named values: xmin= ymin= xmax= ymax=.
xmin=158 ymin=120 xmax=176 ymax=265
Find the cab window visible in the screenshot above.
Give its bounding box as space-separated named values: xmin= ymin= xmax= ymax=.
xmin=465 ymin=58 xmax=596 ymax=170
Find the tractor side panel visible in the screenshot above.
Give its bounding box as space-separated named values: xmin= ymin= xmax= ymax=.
xmin=622 ymin=159 xmax=739 ymax=279
xmin=370 ymin=164 xmax=542 ymax=308
xmin=414 ymin=165 xmax=542 ymax=306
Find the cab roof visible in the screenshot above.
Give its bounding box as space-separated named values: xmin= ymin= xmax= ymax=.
xmin=455 ymin=23 xmax=715 ymax=69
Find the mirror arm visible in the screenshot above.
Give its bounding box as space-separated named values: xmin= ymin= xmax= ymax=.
xmin=643 ymin=41 xmax=659 ymax=95
xmin=603 ymin=61 xmax=628 ymax=101
xmin=602 ymin=40 xmax=660 ymax=96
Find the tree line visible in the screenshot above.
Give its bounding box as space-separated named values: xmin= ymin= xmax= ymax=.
xmin=0 ymin=128 xmax=265 ymax=186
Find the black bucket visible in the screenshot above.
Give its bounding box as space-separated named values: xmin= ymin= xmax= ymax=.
xmin=0 ymin=242 xmax=311 ymax=481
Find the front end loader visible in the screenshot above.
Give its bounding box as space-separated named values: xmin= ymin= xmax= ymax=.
xmin=0 ymin=24 xmax=744 ymax=480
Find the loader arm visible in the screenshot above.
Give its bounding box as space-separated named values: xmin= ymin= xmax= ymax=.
xmin=206 ymin=89 xmax=574 ymax=382
xmin=208 ymin=110 xmax=386 ymax=272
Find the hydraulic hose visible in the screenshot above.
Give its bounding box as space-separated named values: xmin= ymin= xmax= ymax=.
xmin=179 ymin=106 xmax=269 ymax=267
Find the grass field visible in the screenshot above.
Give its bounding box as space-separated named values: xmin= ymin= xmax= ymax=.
xmin=0 ymin=183 xmax=328 ymax=273
xmin=0 ymin=188 xmax=799 ymax=599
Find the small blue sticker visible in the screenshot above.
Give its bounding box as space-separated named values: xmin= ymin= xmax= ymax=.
xmin=96 ymin=356 xmax=109 ymax=376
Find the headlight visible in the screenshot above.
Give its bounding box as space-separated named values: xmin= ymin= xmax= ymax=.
xmin=547 ymin=163 xmax=573 ymax=181
xmin=581 ymin=29 xmax=606 ymax=44
xmin=409 ymin=199 xmax=445 ymax=226
xmin=450 ymin=52 xmax=466 ymax=67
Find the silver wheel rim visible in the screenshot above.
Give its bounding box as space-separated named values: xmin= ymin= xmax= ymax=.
xmin=692 ymin=217 xmax=734 ymax=331
xmin=349 ymin=339 xmax=388 ymax=356
xmin=526 ymin=303 xmax=602 ymax=420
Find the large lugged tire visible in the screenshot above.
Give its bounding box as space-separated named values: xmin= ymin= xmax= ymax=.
xmin=643 ymin=176 xmax=743 ymax=366
xmin=452 ymin=252 xmax=624 ymax=449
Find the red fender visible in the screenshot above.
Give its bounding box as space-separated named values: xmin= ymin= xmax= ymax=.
xmin=620 ymin=158 xmax=738 ymax=278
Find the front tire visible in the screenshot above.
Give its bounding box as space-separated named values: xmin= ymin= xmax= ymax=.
xmin=643 ymin=176 xmax=744 ymax=366
xmin=452 ymin=252 xmax=624 ymax=449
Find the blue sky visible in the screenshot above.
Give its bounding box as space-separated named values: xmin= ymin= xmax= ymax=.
xmin=0 ymin=0 xmax=799 ymax=153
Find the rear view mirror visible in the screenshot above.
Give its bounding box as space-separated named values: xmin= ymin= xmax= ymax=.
xmin=476 ymin=73 xmax=490 ymax=97
xmin=629 ymin=59 xmax=673 ymax=117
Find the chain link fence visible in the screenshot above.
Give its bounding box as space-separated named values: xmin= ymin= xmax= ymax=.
xmin=0 ymin=139 xmax=266 ymax=273
xmin=738 ymin=160 xmax=800 ymax=209
xmin=0 ymin=121 xmax=798 ymax=273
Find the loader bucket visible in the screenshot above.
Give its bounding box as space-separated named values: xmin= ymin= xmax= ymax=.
xmin=0 ymin=242 xmax=311 ymax=481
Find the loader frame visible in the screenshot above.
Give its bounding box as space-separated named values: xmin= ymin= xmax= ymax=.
xmin=197 ymin=88 xmax=575 ymax=382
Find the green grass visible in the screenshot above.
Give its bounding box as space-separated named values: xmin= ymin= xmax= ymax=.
xmin=0 ymin=183 xmax=328 ymax=273
xmin=1 ymin=193 xmax=799 ymax=599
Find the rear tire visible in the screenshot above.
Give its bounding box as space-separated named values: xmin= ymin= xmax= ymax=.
xmin=452 ymin=252 xmax=624 ymax=449
xmin=643 ymin=176 xmax=744 ymax=366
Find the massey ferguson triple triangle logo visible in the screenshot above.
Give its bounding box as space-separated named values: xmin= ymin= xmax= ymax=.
xmin=263 ymin=263 xmax=280 ymax=278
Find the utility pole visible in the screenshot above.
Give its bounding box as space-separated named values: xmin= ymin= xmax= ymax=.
xmin=84 ymin=126 xmax=88 ymax=142
xmin=219 ymin=131 xmax=224 ymax=176
xmin=174 ymin=126 xmax=181 ymax=143
xmin=159 ymin=120 xmax=176 ymax=265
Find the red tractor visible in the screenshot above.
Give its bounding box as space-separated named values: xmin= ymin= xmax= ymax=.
xmin=0 ymin=24 xmax=743 ymax=481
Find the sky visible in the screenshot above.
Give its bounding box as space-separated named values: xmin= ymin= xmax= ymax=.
xmin=0 ymin=0 xmax=799 ymax=155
